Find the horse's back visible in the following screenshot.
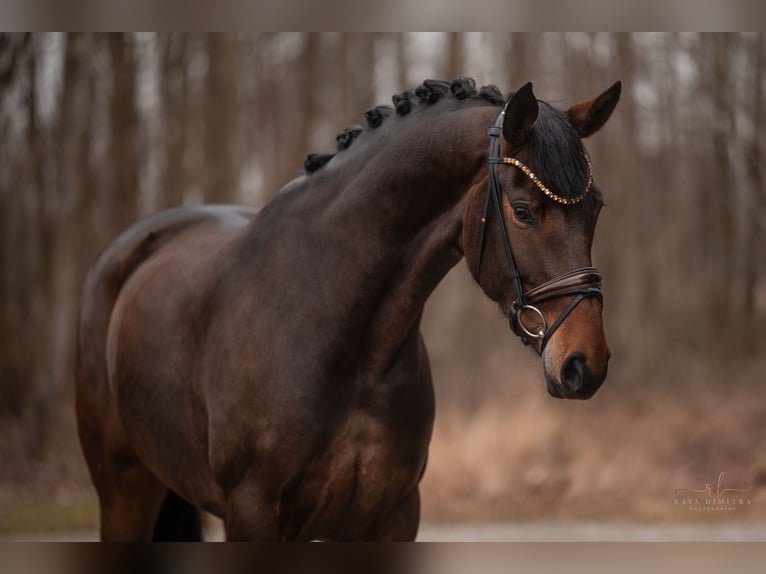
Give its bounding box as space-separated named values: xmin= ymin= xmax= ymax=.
xmin=81 ymin=204 xmax=256 ymax=307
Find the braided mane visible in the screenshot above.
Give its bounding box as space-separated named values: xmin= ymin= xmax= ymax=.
xmin=304 ymin=75 xmax=590 ymax=204
xmin=303 ymin=77 xmax=506 ymax=173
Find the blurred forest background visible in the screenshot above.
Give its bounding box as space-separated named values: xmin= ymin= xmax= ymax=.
xmin=1 ymin=33 xmax=765 ymax=533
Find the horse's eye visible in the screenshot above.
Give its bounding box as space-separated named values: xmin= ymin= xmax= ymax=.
xmin=513 ymin=205 xmax=533 ymax=223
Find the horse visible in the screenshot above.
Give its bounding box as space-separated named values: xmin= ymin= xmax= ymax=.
xmin=75 ymin=76 xmax=620 ymax=541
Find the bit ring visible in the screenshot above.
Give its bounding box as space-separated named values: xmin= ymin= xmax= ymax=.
xmin=515 ymin=305 xmax=547 ymax=340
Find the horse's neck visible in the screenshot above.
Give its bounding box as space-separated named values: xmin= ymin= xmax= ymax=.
xmin=315 ymin=106 xmax=492 ymax=374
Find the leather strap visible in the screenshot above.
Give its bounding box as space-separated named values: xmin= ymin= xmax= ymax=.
xmin=478 ymin=108 xmax=526 ymax=307
xmin=522 ymin=267 xmax=602 ymax=306
xmin=478 ymin=105 xmax=604 ymax=355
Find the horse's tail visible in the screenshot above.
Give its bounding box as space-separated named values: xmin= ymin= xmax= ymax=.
xmin=153 ymin=491 xmax=203 ymax=541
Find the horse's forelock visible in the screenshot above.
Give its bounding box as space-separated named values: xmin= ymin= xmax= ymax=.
xmin=528 ymin=102 xmax=591 ymax=204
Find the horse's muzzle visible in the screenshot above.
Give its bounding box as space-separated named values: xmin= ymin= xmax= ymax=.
xmin=545 ymin=352 xmax=607 ymax=400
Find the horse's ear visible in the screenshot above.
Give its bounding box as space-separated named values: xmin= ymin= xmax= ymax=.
xmin=567 ymin=81 xmax=622 ymax=138
xmin=502 ymin=82 xmax=539 ymax=149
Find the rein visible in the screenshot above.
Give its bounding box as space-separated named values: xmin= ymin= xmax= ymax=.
xmin=476 ymin=105 xmax=603 ymax=353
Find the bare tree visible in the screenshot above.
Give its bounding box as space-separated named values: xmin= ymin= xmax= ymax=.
xmin=743 ymin=34 xmax=765 ymax=344
xmin=444 ymin=32 xmax=464 ymax=81
xmin=108 ymin=33 xmax=139 ymax=230
xmin=203 ymin=34 xmax=237 ymax=203
xmin=159 ymin=34 xmax=188 ymax=209
xmin=701 ymin=34 xmax=736 ymax=333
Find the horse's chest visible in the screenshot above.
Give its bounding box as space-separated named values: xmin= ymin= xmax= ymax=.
xmin=281 ymin=406 xmax=429 ymax=539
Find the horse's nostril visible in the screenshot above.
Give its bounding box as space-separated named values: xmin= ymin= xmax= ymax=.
xmin=560 ymin=353 xmax=586 ymax=392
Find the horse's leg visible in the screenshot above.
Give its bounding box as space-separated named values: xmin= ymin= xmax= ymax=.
xmin=97 ymin=452 xmax=169 ymax=542
xmin=76 ymin=239 xmax=189 ymax=541
xmin=77 ymin=367 xmax=166 ymax=539
xmin=371 ymin=488 xmax=421 ymax=541
xmin=79 ymin=404 xmax=168 ymax=541
xmin=222 ymin=476 xmax=281 ymax=541
xmin=87 ymin=417 xmax=170 ymax=541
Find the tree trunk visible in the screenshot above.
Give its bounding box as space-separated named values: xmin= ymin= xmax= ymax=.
xmin=743 ymin=34 xmax=765 ymax=343
xmin=203 ymin=33 xmax=237 ymax=203
xmin=444 ymin=32 xmax=463 ymax=81
xmin=706 ymin=34 xmax=736 ymax=334
xmin=396 ymin=33 xmax=408 ymax=89
xmin=508 ymin=33 xmax=535 ymax=90
xmin=108 ymin=33 xmax=139 ymax=230
xmin=159 ymin=34 xmax=188 ymax=209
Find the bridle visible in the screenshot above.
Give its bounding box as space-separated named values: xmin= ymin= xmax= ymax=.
xmin=476 ymin=104 xmax=604 ymax=354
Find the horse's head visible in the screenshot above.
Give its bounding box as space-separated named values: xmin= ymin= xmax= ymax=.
xmin=465 ymin=81 xmax=621 ymax=399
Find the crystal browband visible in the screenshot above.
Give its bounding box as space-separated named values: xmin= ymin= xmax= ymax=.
xmin=488 ymin=152 xmax=594 ymax=205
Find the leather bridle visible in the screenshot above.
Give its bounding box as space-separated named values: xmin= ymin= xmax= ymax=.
xmin=476 ymin=105 xmax=604 ymax=354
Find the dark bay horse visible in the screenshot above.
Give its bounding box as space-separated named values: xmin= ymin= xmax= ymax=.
xmin=76 ymin=77 xmax=620 ymax=541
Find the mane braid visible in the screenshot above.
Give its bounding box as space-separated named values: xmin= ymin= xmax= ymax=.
xmin=303 ymin=76 xmax=507 ymax=175
xmin=304 ymin=153 xmax=335 ymax=173
xmin=450 ymin=76 xmax=477 ymax=99
xmin=478 ymin=85 xmax=505 ymax=105
xmin=336 ymin=124 xmax=363 ymax=151
xmin=365 ymin=105 xmax=394 ymax=128
xmin=415 ymin=79 xmax=451 ymax=103
xmin=393 ymin=92 xmax=414 ymax=115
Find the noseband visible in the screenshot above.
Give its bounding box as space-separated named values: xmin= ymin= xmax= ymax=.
xmin=476 ymin=106 xmax=604 ymax=353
